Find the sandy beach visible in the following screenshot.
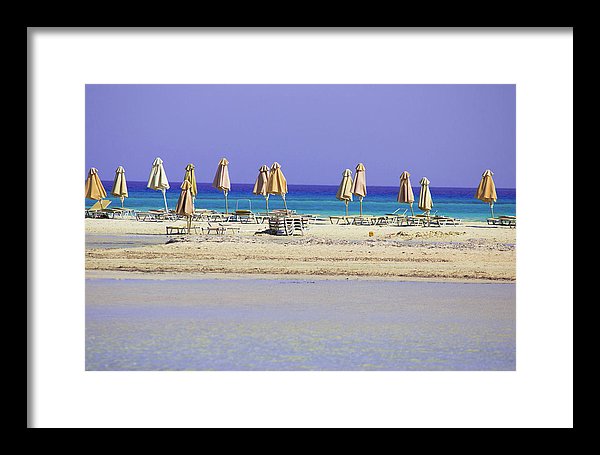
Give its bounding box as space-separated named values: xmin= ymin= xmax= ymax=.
xmin=85 ymin=218 xmax=516 ymax=282
xmin=85 ymin=220 xmax=516 ymax=371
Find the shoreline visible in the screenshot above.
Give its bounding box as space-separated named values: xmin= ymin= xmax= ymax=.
xmin=86 ymin=269 xmax=515 ymax=284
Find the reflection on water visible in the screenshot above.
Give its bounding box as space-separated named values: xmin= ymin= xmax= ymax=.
xmin=86 ymin=278 xmax=515 ymax=371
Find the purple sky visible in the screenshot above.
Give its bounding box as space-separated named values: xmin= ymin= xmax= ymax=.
xmin=86 ymin=84 xmax=515 ymax=188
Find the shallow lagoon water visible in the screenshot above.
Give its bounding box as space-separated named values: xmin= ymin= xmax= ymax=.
xmin=86 ymin=278 xmax=515 ymax=371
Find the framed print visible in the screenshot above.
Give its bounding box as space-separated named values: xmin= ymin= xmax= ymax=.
xmin=28 ymin=27 xmax=573 ymax=428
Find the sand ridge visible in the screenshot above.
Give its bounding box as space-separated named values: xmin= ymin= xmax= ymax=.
xmin=86 ymin=219 xmax=516 ymax=282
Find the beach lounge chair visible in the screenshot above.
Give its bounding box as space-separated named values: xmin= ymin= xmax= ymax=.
xmin=351 ymin=215 xmax=389 ymax=226
xmin=268 ymin=215 xmax=308 ymax=236
xmin=231 ymin=209 xmax=257 ymax=224
xmin=230 ymin=200 xmax=257 ymax=223
xmin=136 ymin=211 xmax=162 ymax=222
xmin=384 ymin=209 xmax=409 ymax=226
xmin=329 ymin=215 xmax=353 ymax=225
xmin=499 ymin=216 xmax=516 ymax=227
xmin=206 ymin=212 xmax=230 ymax=223
xmin=88 ymin=200 xmax=111 ymax=210
xmin=257 ymin=209 xmax=298 ymax=226
xmin=306 ymin=215 xmax=329 ymax=225
xmin=191 ymin=209 xmax=218 ymax=222
xmin=372 ymin=216 xmax=389 ymax=226
xmin=202 ymin=222 xmax=224 ymax=235
xmin=166 ymin=224 xmax=201 ymax=235
xmin=299 ymin=214 xmax=323 ymax=225
xmin=423 ymin=215 xmax=461 ymax=226
xmin=403 ymin=215 xmax=423 ymax=226
xmin=489 ymin=216 xmax=516 ymax=227
xmin=409 ymin=211 xmax=462 ymax=227
xmin=254 ymin=213 xmax=271 ymax=224
xmin=191 ymin=213 xmax=207 ymax=222
xmin=411 ymin=213 xmax=436 ymax=226
xmin=85 ymin=200 xmax=112 ymax=218
xmin=289 ymin=216 xmax=309 ymax=235
xmin=201 ymin=222 xmax=241 ymax=235
xmin=352 ymin=216 xmax=375 ymax=226
xmin=149 ymin=209 xmax=178 ymax=221
xmin=104 ymin=207 xmax=135 ymax=219
xmin=487 ymin=216 xmax=516 ymax=228
xmin=269 ymin=216 xmax=289 ymax=235
xmin=270 ymin=209 xmax=297 ymax=217
xmin=436 ymin=215 xmax=462 ymax=226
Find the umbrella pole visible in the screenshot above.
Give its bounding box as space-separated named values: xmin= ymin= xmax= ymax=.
xmin=162 ymin=188 xmax=168 ymax=213
xmin=359 ymin=197 xmax=363 ymax=216
xmin=409 ymin=203 xmax=414 ymax=216
xmin=187 ymin=215 xmax=192 ymax=234
xmin=224 ymin=190 xmax=228 ymax=214
xmin=345 ymin=200 xmax=349 ymax=216
xmin=120 ymin=196 xmax=124 ymax=208
xmin=282 ymin=194 xmax=287 ymax=211
xmin=490 ymin=203 xmax=495 ymax=218
xmin=265 ymin=194 xmax=269 ymax=213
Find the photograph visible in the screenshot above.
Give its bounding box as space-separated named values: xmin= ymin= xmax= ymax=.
xmin=84 ymin=83 xmax=516 ymax=371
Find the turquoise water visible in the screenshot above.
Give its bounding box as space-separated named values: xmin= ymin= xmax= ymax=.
xmin=86 ymin=278 xmax=516 ymax=371
xmin=94 ymin=181 xmax=516 ymax=221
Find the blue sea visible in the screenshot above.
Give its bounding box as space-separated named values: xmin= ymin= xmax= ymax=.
xmin=96 ymin=181 xmax=516 ymax=222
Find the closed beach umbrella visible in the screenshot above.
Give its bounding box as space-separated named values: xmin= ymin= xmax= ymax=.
xmin=351 ymin=163 xmax=367 ymax=216
xmin=336 ymin=169 xmax=354 ymax=216
xmin=398 ymin=171 xmax=415 ymax=216
xmin=418 ymin=177 xmax=433 ymax=215
xmin=111 ymin=165 xmax=128 ymax=208
xmin=253 ymin=164 xmax=270 ymax=212
xmin=175 ymin=179 xmax=195 ymax=234
xmin=266 ymin=162 xmax=288 ymax=210
xmin=183 ymin=163 xmax=198 ymax=208
xmin=475 ymin=169 xmax=498 ymax=218
xmin=147 ymin=157 xmax=170 ymax=213
xmin=85 ymin=168 xmax=108 ymax=208
xmin=212 ymin=158 xmax=231 ymax=213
